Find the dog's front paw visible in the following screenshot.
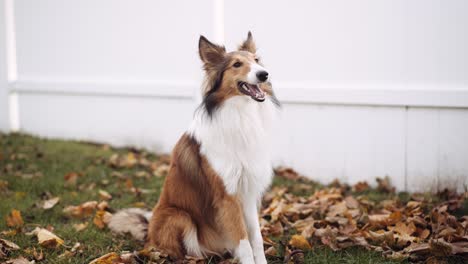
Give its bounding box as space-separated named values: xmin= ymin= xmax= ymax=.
xmin=254 ymin=253 xmax=267 ymax=264
xmin=253 ymin=247 xmax=268 ymax=264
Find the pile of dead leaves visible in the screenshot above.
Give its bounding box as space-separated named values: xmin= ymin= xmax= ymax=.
xmin=261 ymin=167 xmax=468 ymax=263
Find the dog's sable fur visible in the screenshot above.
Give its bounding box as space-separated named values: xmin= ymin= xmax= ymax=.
xmin=108 ymin=32 xmax=279 ymax=264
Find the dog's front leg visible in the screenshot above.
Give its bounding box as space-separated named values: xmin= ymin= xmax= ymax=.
xmin=242 ymin=196 xmax=267 ymax=264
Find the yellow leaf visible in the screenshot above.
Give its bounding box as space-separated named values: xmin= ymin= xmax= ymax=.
xmin=98 ymin=190 xmax=112 ymax=201
xmin=93 ymin=210 xmax=112 ymax=229
xmin=6 ymin=209 xmax=24 ymax=228
xmin=89 ymin=252 xmax=120 ymax=264
xmin=63 ymin=201 xmax=98 ymax=218
xmin=73 ymin=222 xmax=88 ymax=232
xmin=30 ymin=227 xmax=64 ymax=248
xmin=289 ymin=234 xmax=312 ymax=250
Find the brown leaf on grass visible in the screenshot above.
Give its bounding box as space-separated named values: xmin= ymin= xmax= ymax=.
xmin=368 ymin=214 xmax=390 ymax=225
xmin=125 ymin=178 xmax=134 ymax=189
xmin=73 ymin=222 xmax=88 ymax=232
xmin=393 ymin=221 xmax=416 ymax=236
xmin=0 ymin=238 xmax=20 ymax=251
xmin=289 ymin=234 xmax=312 ymax=250
xmin=264 ymin=246 xmax=277 ymax=256
xmin=63 ymin=201 xmax=98 ymax=218
xmin=135 ymin=170 xmax=150 ymax=178
xmin=344 ymin=196 xmax=359 ymax=209
xmin=0 ymin=229 xmax=17 ymax=237
xmin=275 ymin=167 xmax=300 ymax=180
xmin=429 ymin=238 xmax=453 ymax=257
xmin=28 ymin=227 xmax=64 ymax=248
xmin=108 ymin=152 xmax=138 ymax=168
xmin=58 ymin=242 xmax=83 ymax=259
xmin=137 ymin=247 xmax=169 ymax=261
xmin=369 ymin=211 xmax=402 ymax=227
xmin=98 ymin=190 xmax=112 ymax=201
xmin=352 ymin=181 xmax=369 ymax=192
xmin=42 ymin=197 xmax=60 ymax=210
xmin=64 ymin=172 xmax=79 ymax=187
xmin=4 ymin=256 xmax=32 ymax=264
xmin=265 ymin=221 xmax=283 ymax=236
xmin=418 ymin=229 xmax=431 ymax=239
xmin=367 ymin=230 xmax=395 ymax=246
xmin=327 ymin=201 xmax=348 ymax=217
xmin=376 ymin=176 xmax=395 ymax=193
xmin=6 ymin=209 xmax=24 ymax=229
xmin=32 ymin=248 xmax=44 ymax=261
xmin=93 ymin=210 xmax=113 ymax=229
xmin=153 ymin=164 xmax=170 ymax=177
xmin=97 ymin=201 xmax=109 ymax=211
xmin=89 ymin=252 xmax=120 ymax=264
xmin=0 ymin=180 xmax=9 ymax=193
xmin=0 ymin=238 xmax=20 ymax=259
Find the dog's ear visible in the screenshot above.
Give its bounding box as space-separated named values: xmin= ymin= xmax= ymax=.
xmin=199 ymin=35 xmax=226 ymax=66
xmin=238 ymin=31 xmax=256 ymax=53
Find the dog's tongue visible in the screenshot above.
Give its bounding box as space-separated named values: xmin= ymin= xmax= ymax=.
xmin=245 ymin=83 xmax=266 ymax=101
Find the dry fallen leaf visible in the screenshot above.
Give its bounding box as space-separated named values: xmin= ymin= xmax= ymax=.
xmin=289 ymin=234 xmax=312 ymax=250
xmin=73 ymin=222 xmax=88 ymax=232
xmin=353 ymin=181 xmax=370 ymax=192
xmin=264 ymin=246 xmax=277 ymax=256
xmin=4 ymin=256 xmax=32 ymax=264
xmin=89 ymin=252 xmax=120 ymax=264
xmin=42 ymin=197 xmax=60 ymax=210
xmin=153 ymin=164 xmax=170 ymax=177
xmin=6 ymin=209 xmax=24 ymax=229
xmin=98 ymin=190 xmax=112 ymax=201
xmin=28 ymin=227 xmax=64 ymax=248
xmin=0 ymin=238 xmax=20 ymax=259
xmin=63 ymin=201 xmax=98 ymax=218
xmin=93 ymin=210 xmax=113 ymax=229
xmin=275 ymin=167 xmax=301 ymax=180
xmin=32 ymin=247 xmax=44 ymax=261
xmin=64 ymin=172 xmax=79 ymax=187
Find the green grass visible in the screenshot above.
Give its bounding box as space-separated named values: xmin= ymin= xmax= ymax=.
xmin=0 ymin=133 xmax=461 ymax=263
xmin=0 ymin=133 xmax=163 ymax=263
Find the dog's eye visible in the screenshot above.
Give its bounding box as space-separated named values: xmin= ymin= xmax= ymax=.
xmin=233 ymin=62 xmax=242 ymax=68
xmin=255 ymin=58 xmax=259 ymax=63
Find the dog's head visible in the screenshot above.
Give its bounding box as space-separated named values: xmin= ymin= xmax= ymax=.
xmin=199 ymin=32 xmax=278 ymax=115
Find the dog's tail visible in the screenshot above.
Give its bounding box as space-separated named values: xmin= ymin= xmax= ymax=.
xmin=108 ymin=208 xmax=152 ymax=241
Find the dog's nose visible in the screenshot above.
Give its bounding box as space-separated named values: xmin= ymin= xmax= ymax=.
xmin=256 ymin=71 xmax=269 ymax=82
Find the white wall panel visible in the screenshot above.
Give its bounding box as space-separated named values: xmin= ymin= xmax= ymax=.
xmin=273 ymin=104 xmax=406 ymax=189
xmin=437 ymin=109 xmax=468 ymax=190
xmin=225 ymin=0 xmax=468 ymax=85
xmin=14 ymin=0 xmax=212 ymax=82
xmin=18 ymin=93 xmax=196 ymax=153
xmin=406 ymin=108 xmax=440 ymax=191
xmin=407 ymin=108 xmax=468 ymax=191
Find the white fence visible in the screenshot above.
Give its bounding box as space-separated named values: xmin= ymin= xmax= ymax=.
xmin=1 ymin=0 xmax=467 ymax=191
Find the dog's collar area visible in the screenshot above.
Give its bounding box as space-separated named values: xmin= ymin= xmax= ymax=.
xmin=237 ymin=81 xmax=266 ymax=102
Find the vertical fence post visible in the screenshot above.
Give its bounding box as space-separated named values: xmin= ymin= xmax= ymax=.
xmin=1 ymin=0 xmax=19 ymax=132
xmin=0 ymin=1 xmax=10 ymax=132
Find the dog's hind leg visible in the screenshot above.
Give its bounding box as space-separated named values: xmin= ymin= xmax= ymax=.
xmin=216 ymin=196 xmax=255 ymax=264
xmin=146 ymin=207 xmax=202 ymax=259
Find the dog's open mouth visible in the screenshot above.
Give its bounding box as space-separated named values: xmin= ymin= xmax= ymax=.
xmin=237 ymin=82 xmax=266 ymax=102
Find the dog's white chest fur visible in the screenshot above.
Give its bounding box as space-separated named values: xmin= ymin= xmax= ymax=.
xmin=189 ymin=96 xmax=278 ymax=198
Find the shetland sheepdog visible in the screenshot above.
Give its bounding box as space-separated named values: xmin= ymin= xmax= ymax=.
xmin=109 ymin=32 xmax=280 ymax=264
